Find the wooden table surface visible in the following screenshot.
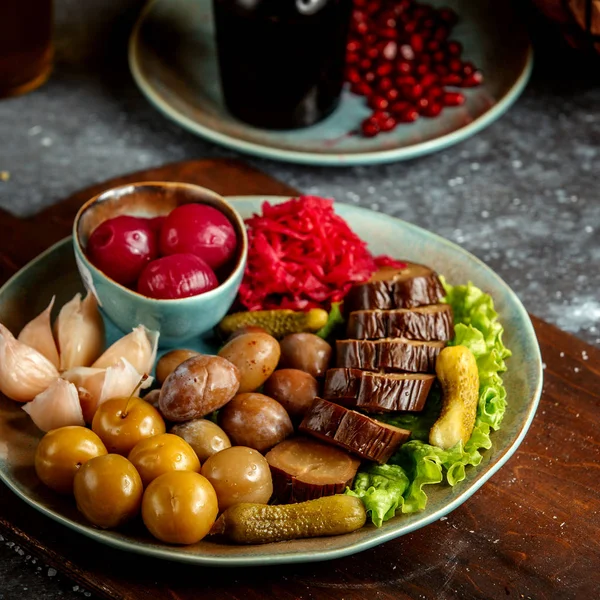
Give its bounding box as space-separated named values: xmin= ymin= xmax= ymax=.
xmin=0 ymin=159 xmax=598 ymax=600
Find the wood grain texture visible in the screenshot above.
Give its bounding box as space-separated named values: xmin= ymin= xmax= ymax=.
xmin=0 ymin=159 xmax=598 ymax=600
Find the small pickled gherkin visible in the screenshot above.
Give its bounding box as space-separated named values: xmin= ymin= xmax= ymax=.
xmin=218 ymin=308 xmax=328 ymax=340
xmin=211 ymin=495 xmax=366 ymax=544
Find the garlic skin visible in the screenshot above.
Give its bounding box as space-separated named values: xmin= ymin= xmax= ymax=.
xmin=92 ymin=325 xmax=159 ymax=375
xmin=55 ymin=292 xmax=105 ymax=371
xmin=62 ymin=359 xmax=153 ymax=422
xmin=18 ymin=297 xmax=60 ymax=369
xmin=22 ymin=379 xmax=84 ymax=432
xmin=0 ymin=324 xmax=60 ymax=402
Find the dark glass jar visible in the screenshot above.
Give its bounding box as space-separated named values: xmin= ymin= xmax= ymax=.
xmin=212 ymin=0 xmax=352 ymax=130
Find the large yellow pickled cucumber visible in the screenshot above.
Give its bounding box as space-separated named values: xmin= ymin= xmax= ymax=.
xmin=218 ymin=308 xmax=328 ymax=340
xmin=211 ymin=495 xmax=366 ymax=544
xmin=429 ymin=345 xmax=480 ymax=450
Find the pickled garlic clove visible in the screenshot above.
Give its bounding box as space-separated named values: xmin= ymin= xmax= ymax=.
xmin=55 ymin=292 xmax=105 ymax=371
xmin=63 ymin=359 xmax=153 ymax=422
xmin=22 ymin=379 xmax=84 ymax=432
xmin=92 ymin=325 xmax=159 ymax=375
xmin=61 ymin=366 xmax=106 ymax=423
xmin=17 ymin=297 xmax=60 ymax=369
xmin=0 ymin=324 xmax=60 ymax=402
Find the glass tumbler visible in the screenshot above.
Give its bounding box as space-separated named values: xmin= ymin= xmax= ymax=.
xmin=212 ymin=0 xmax=353 ymax=130
xmin=0 ymin=0 xmax=53 ymax=99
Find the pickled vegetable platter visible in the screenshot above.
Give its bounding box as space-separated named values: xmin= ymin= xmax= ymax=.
xmin=0 ymin=196 xmax=542 ymax=565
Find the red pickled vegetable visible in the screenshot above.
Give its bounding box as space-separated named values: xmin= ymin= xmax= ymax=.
xmin=86 ymin=215 xmax=158 ymax=286
xmin=238 ymin=197 xmax=405 ymax=311
xmin=137 ymin=254 xmax=218 ymax=300
xmin=147 ymin=216 xmax=167 ymax=232
xmin=159 ymin=204 xmax=237 ymax=270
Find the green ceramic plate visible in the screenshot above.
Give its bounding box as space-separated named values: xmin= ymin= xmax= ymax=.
xmin=128 ymin=0 xmax=533 ymax=166
xmin=0 ymin=198 xmax=543 ymax=565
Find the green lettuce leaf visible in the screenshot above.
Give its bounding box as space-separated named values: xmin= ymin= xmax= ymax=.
xmin=316 ymin=302 xmax=345 ymax=340
xmin=346 ymin=280 xmax=511 ymax=523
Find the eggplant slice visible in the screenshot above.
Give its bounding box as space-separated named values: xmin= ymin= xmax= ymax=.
xmin=344 ymin=262 xmax=446 ymax=313
xmin=347 ymin=304 xmax=454 ymax=341
xmin=265 ymin=437 xmax=361 ymax=503
xmin=323 ymin=368 xmax=435 ymax=412
xmin=336 ymin=338 xmax=445 ymax=373
xmin=299 ymin=398 xmax=410 ymax=464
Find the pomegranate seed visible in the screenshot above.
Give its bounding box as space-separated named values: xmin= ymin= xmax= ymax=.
xmin=378 ymin=76 xmax=394 ymax=92
xmin=433 ymin=27 xmax=450 ymax=41
xmin=371 ymin=110 xmax=390 ymax=122
xmin=438 ymin=8 xmax=458 ymax=25
xmin=427 ymin=40 xmax=441 ymax=52
xmin=462 ymin=71 xmax=484 ymax=87
xmin=359 ymin=58 xmax=373 ymax=71
xmin=422 ymin=18 xmax=436 ymax=30
xmin=398 ymin=108 xmax=419 ymax=122
xmin=347 ymin=52 xmax=361 ymax=65
xmin=382 ymin=17 xmax=397 ymax=28
xmin=441 ymin=74 xmax=462 ymax=86
xmin=368 ymin=95 xmax=390 ymax=111
xmin=435 ymin=64 xmax=449 ymax=76
xmin=410 ymin=34 xmax=424 ymax=53
xmin=366 ymin=1 xmax=382 ymax=16
xmin=421 ymin=102 xmax=443 ymax=117
xmin=446 ymin=41 xmax=462 ymax=56
xmin=399 ymin=44 xmax=415 ymax=61
xmin=367 ymin=47 xmax=380 ymax=60
xmin=402 ymin=83 xmax=423 ymax=100
xmin=347 ymin=40 xmax=361 ymax=53
xmin=415 ymin=63 xmax=429 ymax=76
xmin=380 ymin=115 xmax=398 ymax=132
xmin=361 ymin=118 xmax=380 ymax=137
xmin=427 ymin=86 xmax=444 ymax=100
xmin=416 ymin=97 xmax=429 ymax=111
xmin=366 ymin=33 xmax=378 ymax=45
xmin=347 ymin=68 xmax=362 ymax=85
xmin=380 ymin=27 xmax=398 ymax=40
xmin=420 ymin=73 xmax=438 ymax=88
xmin=412 ymin=7 xmax=429 ymax=20
xmin=351 ymin=82 xmax=372 ymax=96
xmin=376 ymin=62 xmax=394 ymax=77
xmin=354 ymin=0 xmax=368 ymax=7
xmin=364 ymin=71 xmax=376 ymax=83
xmin=443 ymin=92 xmax=465 ymax=106
xmin=462 ymin=62 xmax=475 ymax=76
xmin=390 ymin=101 xmax=410 ymax=114
xmin=404 ymin=21 xmax=417 ymax=34
xmin=432 ymin=50 xmax=446 ymax=63
xmin=353 ymin=10 xmax=367 ymax=23
xmin=355 ymin=21 xmax=369 ymax=35
xmin=449 ymin=58 xmax=462 ymax=73
xmin=395 ymin=75 xmax=416 ymax=87
xmin=396 ymin=60 xmax=412 ymax=74
xmin=386 ymin=88 xmax=400 ymax=101
xmin=381 ymin=41 xmax=398 ymax=60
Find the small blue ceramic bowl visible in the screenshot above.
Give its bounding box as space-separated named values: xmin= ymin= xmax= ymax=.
xmin=72 ymin=181 xmax=248 ymax=347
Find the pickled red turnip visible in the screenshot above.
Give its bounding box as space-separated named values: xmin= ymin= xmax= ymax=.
xmin=87 ymin=216 xmax=158 ymax=286
xmin=137 ymin=254 xmax=218 ymax=300
xmin=159 ymin=204 xmax=237 ymax=270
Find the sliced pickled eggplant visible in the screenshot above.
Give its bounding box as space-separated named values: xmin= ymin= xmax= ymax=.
xmin=265 ymin=437 xmax=361 ymax=503
xmin=344 ymin=262 xmax=445 ymax=313
xmin=299 ymin=398 xmax=410 ymax=464
xmin=347 ymin=304 xmax=454 ymax=341
xmin=323 ymin=368 xmax=435 ymax=413
xmin=336 ymin=338 xmax=445 ymax=373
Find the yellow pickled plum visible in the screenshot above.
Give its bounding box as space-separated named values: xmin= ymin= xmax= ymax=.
xmin=142 ymin=471 xmax=218 ymax=544
xmin=34 ymin=426 xmax=107 ymax=494
xmin=73 ymin=454 xmax=143 ymax=528
xmin=128 ymin=433 xmax=201 ymax=487
xmin=91 ymin=395 xmax=166 ymax=456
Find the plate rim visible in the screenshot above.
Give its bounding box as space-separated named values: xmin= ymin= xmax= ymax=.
xmin=0 ymin=198 xmax=543 ymax=566
xmin=127 ymin=0 xmax=534 ymax=167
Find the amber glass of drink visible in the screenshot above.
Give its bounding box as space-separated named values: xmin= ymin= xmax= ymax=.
xmin=0 ymin=0 xmax=53 ymax=99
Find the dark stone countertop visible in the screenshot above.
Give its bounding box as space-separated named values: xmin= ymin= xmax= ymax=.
xmin=0 ymin=1 xmax=598 ymax=598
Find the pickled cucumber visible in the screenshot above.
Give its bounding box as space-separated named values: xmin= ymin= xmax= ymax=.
xmin=429 ymin=345 xmax=479 ymax=450
xmin=211 ymin=495 xmax=366 ymax=544
xmin=218 ymin=309 xmax=328 ymax=340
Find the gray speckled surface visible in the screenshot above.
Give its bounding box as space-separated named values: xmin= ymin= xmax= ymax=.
xmin=0 ymin=1 xmax=599 ymax=598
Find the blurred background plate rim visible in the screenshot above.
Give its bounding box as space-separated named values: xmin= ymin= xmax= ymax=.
xmin=0 ymin=197 xmax=543 ymax=566
xmin=127 ymin=0 xmax=534 ymax=167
